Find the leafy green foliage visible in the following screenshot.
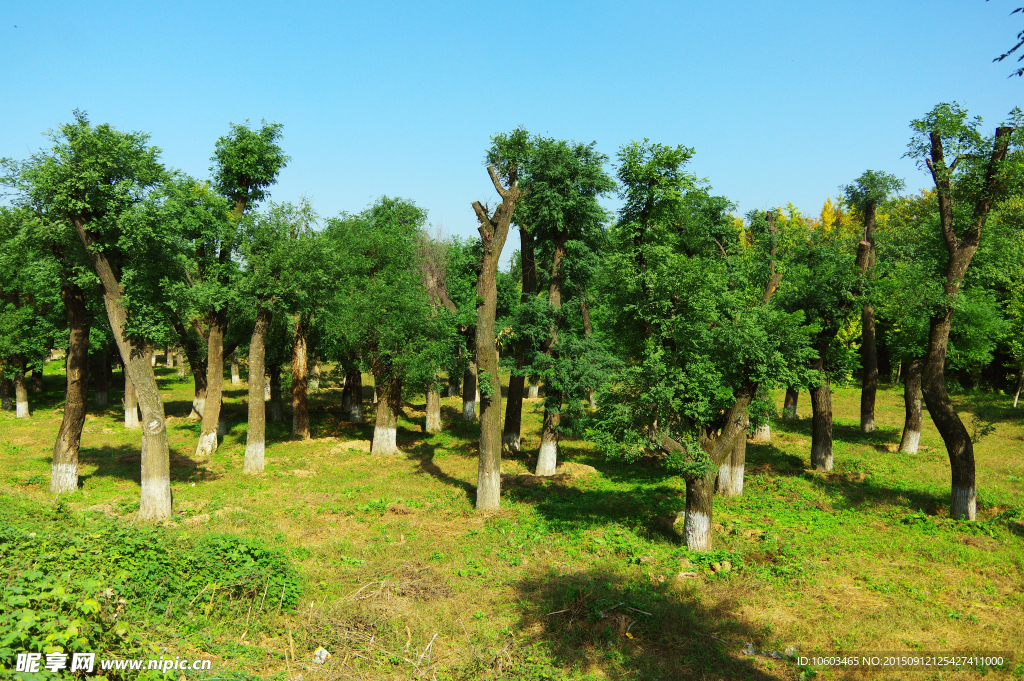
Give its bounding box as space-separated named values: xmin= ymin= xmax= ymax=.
xmin=0 ymin=496 xmax=301 ymax=622
xmin=594 ymin=141 xmax=814 ymax=472
xmin=210 ymin=120 xmax=289 ymax=211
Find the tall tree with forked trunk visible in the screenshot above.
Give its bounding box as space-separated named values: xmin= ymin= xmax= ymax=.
xmin=471 ymin=130 xmax=528 ymax=509
xmin=904 ymin=102 xmax=1023 ymax=519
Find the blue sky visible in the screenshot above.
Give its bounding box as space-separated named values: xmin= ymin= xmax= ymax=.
xmin=2 ymin=0 xmax=1021 ymax=251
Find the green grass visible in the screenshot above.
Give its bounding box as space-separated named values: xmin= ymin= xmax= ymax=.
xmin=1 ymin=359 xmax=1022 ymax=680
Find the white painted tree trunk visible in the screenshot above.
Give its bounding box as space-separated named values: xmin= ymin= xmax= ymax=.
xmin=899 ymin=429 xmax=921 ymax=454
xmin=50 ymin=463 xmax=77 ymax=494
xmin=752 ymin=423 xmax=770 ymax=443
xmin=14 ymin=372 xmax=29 ymax=418
xmin=191 ymin=396 xmax=205 ymax=420
xmin=952 ymin=484 xmax=977 ymax=521
xmin=195 ymin=431 xmax=218 ymax=460
xmin=230 ymin=357 xmax=240 ymax=385
xmin=528 ymin=383 xmax=539 ymax=398
xmin=683 ymin=477 xmax=715 ymax=551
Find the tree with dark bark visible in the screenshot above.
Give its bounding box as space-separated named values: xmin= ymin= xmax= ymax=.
xmin=904 ymin=103 xmax=1023 ymax=519
xmin=841 ymin=170 xmax=904 ymax=433
xmin=875 ymin=187 xmax=1013 ymax=453
xmin=777 ymin=206 xmax=871 ymax=471
xmin=503 ymin=226 xmax=539 ymax=451
xmin=590 ymin=141 xmax=814 ymax=551
xmin=19 ymin=112 xmax=172 ymax=521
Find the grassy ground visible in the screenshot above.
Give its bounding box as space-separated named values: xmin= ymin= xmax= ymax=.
xmin=1 ymin=360 xmax=1023 ymax=680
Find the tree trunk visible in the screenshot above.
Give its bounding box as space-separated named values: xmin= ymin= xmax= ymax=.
xmin=857 ymin=199 xmax=880 ymax=433
xmin=462 ymin=362 xmax=477 ymax=421
xmin=528 ymin=382 xmax=539 ymax=398
xmin=348 ymin=369 xmax=364 ymax=423
xmin=291 ymin=316 xmax=310 ymax=439
xmin=371 ymin=368 xmax=402 ymax=456
xmin=341 ymin=372 xmax=352 ymax=412
xmin=195 ymin=309 xmax=227 ymax=461
xmin=425 ymin=388 xmax=442 ymax=433
xmin=536 ymin=407 xmax=560 ymax=476
xmin=899 ymin=356 xmax=924 ymax=454
xmin=166 ymin=347 xmax=174 ymax=368
xmin=922 ymin=301 xmax=976 ymax=519
xmin=751 ymin=422 xmax=770 ymax=443
xmin=503 ymin=374 xmax=524 ymax=451
xmin=309 ymin=358 xmax=321 ymax=392
xmin=31 ymin=368 xmax=43 ymax=394
xmin=1 ymin=375 xmax=12 ymax=411
xmin=191 ymin=370 xmax=207 ymax=420
xmin=716 ymin=412 xmax=748 ymax=497
xmin=1014 ymin=371 xmax=1024 ymax=408
xmin=471 ymin=166 xmax=520 ymax=510
xmin=124 ymin=372 xmax=140 ymax=429
xmin=51 ymin=284 xmax=89 ymax=494
xmin=73 ymin=217 xmax=172 ymax=521
xmin=861 ymin=304 xmax=879 ymax=432
xmin=683 ymin=476 xmax=716 ymax=551
xmin=230 ymin=354 xmax=241 ymax=385
xmin=918 ymin=127 xmax=1012 ymax=520
xmin=535 ymin=234 xmax=567 ymax=477
xmin=269 ymin=364 xmax=284 ymax=422
xmin=243 ymin=306 xmax=272 ymax=474
xmin=93 ymin=346 xmax=109 ymax=406
xmin=503 ymin=225 xmax=537 ymax=453
xmin=783 ymin=387 xmax=798 ymax=419
xmin=447 ymin=370 xmax=461 ymax=398
xmin=14 ymin=365 xmax=29 ymax=418
xmin=177 ymin=352 xmax=186 ymax=378
xmin=809 ymin=371 xmax=833 ymax=471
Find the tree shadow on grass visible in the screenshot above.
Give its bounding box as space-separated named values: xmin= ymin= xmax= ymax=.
xmin=409 ymin=443 xmax=475 ymax=504
xmin=76 ymin=443 xmax=219 ymax=487
xmin=744 ymin=443 xmax=806 ymax=478
xmin=512 ymin=568 xmax=794 ymax=680
xmin=774 ymin=417 xmax=903 ymax=449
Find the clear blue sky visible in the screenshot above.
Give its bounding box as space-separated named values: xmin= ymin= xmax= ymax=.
xmin=2 ymin=0 xmax=1021 ymax=250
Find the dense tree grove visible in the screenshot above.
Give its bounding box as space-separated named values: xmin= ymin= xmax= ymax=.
xmin=2 ymin=103 xmax=1022 ymax=545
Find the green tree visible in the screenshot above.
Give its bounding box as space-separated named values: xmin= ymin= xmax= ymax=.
xmin=506 ymin=135 xmax=615 ymax=475
xmin=590 ymin=140 xmax=814 ymax=551
xmin=194 ymin=121 xmax=288 ymax=461
xmin=18 ymin=111 xmax=172 ymax=521
xmin=237 ymin=201 xmax=315 ymax=473
xmin=0 ymin=207 xmax=62 ymax=421
xmin=322 ymin=197 xmax=440 ymax=456
xmin=841 ymin=170 xmax=904 ymax=433
xmin=904 ymin=102 xmax=1023 ymax=520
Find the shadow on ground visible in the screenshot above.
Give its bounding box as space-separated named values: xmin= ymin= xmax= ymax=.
xmin=76 ymin=444 xmax=218 ymax=486
xmin=511 ymin=568 xmax=795 ymax=680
